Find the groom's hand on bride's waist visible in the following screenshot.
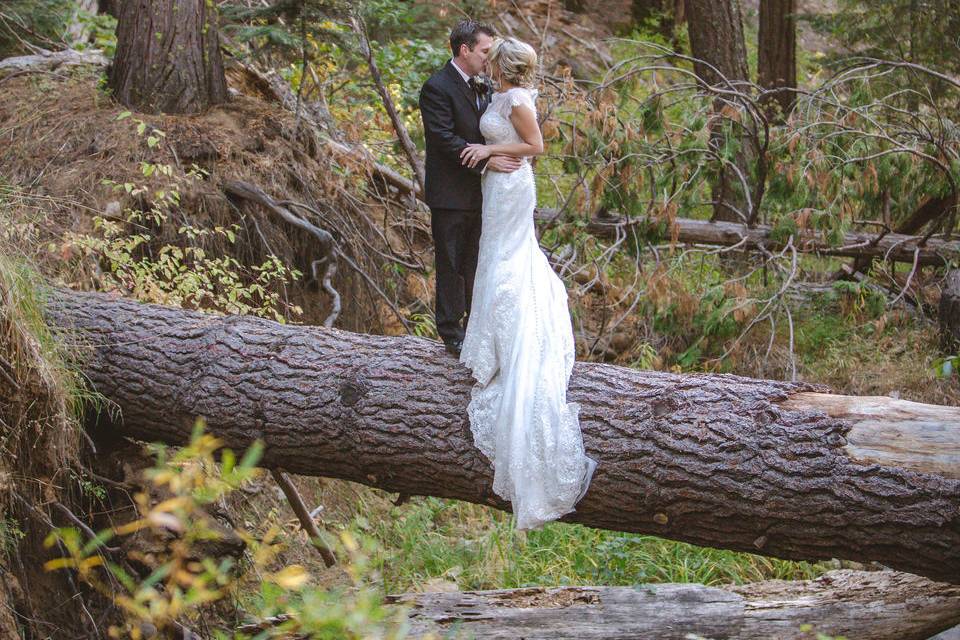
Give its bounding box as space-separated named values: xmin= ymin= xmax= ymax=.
xmin=485 ymin=156 xmax=523 ymax=173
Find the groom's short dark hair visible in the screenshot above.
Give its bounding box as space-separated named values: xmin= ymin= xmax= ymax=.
xmin=449 ymin=20 xmax=496 ymax=57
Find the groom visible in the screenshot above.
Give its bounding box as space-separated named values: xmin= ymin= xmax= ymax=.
xmin=419 ymin=20 xmax=521 ymax=357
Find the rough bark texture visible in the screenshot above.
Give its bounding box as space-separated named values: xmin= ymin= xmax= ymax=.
xmin=108 ymin=0 xmax=228 ymax=114
xmin=684 ymin=0 xmax=749 ymax=89
xmin=758 ymin=0 xmax=797 ymax=120
xmin=684 ymin=0 xmax=752 ymax=223
xmin=46 ymin=290 xmax=960 ymax=583
xmin=568 ymin=212 xmax=960 ymax=266
xmin=391 ymin=570 xmax=960 ymax=640
xmin=940 ymin=269 xmax=960 ymax=350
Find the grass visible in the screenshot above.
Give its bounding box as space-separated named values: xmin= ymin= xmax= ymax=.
xmin=328 ymin=492 xmax=828 ymax=595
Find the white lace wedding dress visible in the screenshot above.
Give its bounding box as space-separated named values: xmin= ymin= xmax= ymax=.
xmin=460 ymin=86 xmax=597 ymax=530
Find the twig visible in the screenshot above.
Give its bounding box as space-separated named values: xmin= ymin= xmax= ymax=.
xmin=51 ymin=501 xmax=124 ymax=558
xmin=269 ymin=469 xmax=336 ymax=567
xmin=223 ymin=180 xmax=342 ymax=327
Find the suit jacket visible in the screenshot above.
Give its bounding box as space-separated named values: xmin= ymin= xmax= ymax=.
xmin=419 ymin=61 xmax=491 ymax=211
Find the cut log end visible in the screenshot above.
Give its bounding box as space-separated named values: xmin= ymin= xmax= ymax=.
xmin=782 ymin=392 xmax=960 ymax=479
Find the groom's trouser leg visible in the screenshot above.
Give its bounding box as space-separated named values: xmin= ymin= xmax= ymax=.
xmin=431 ymin=207 xmax=480 ymax=343
xmin=461 ymin=210 xmax=483 ymax=331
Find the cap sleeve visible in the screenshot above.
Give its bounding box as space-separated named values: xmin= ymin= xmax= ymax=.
xmin=508 ymin=88 xmax=537 ymax=114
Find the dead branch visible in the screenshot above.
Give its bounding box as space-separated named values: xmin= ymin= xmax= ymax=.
xmin=222 ymin=180 xmax=341 ymax=328
xmin=269 ymin=469 xmax=336 ymax=567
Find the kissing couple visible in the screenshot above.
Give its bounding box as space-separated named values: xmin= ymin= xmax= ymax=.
xmin=418 ymin=20 xmax=597 ymax=530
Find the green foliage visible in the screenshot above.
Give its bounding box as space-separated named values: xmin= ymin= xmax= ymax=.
xmin=408 ymin=311 xmax=438 ymax=339
xmin=797 ymin=624 xmax=849 ymax=640
xmin=0 ymin=253 xmax=95 ymax=418
xmin=0 ymin=0 xmax=115 ymax=57
xmin=45 ymin=423 xmax=412 ymax=639
xmin=829 ymin=280 xmax=886 ymax=319
xmin=0 ymin=0 xmax=72 ymax=56
xmin=810 ymin=0 xmax=960 ymax=103
xmin=0 ymin=515 xmax=26 ymax=558
xmin=933 ymin=354 xmax=960 ymax=378
xmin=359 ymin=495 xmax=825 ymax=594
xmin=63 ymin=116 xmax=302 ymax=321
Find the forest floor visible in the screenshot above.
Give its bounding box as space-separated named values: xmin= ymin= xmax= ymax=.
xmin=1 ymin=3 xmax=959 ymax=637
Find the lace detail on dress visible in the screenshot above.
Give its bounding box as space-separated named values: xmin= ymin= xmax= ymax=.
xmin=459 ymin=85 xmax=596 ymax=531
xmin=506 ymin=86 xmax=537 ymax=112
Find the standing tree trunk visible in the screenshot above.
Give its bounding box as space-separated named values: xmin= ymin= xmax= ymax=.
xmin=108 ymin=0 xmax=229 ymax=115
xmin=684 ymin=0 xmax=752 ymax=223
xmin=758 ymin=0 xmax=797 ymax=122
xmin=940 ymin=269 xmax=960 ymax=351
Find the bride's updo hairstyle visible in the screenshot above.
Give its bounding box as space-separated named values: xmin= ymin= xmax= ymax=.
xmin=488 ymin=37 xmax=537 ymax=89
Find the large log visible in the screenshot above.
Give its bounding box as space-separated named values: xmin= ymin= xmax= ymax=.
xmin=0 ymin=49 xmax=108 ymax=79
xmin=47 ymin=290 xmax=960 ymax=583
xmin=390 ymin=570 xmax=960 ymax=640
xmin=537 ymin=211 xmax=960 ymax=266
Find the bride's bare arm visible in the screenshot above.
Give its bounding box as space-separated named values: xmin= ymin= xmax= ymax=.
xmin=460 ymin=104 xmax=543 ymax=168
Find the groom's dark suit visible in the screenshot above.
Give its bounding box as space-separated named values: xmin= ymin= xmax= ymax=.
xmin=419 ymin=61 xmax=491 ymax=345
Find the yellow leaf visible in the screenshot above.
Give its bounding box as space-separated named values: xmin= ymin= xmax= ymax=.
xmin=271 ymin=565 xmax=309 ymax=590
xmin=44 ymin=558 xmax=78 ymax=572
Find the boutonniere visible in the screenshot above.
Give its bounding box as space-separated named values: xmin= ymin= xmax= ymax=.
xmin=472 ymin=75 xmax=493 ymax=96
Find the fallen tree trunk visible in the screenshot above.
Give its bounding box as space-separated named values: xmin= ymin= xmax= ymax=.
xmin=47 ymin=290 xmax=960 ymax=583
xmin=845 ymin=193 xmax=958 ymax=277
xmin=0 ymin=48 xmax=108 ymax=80
xmin=390 ymin=570 xmax=960 ymax=640
xmin=537 ymin=211 xmax=960 ymax=266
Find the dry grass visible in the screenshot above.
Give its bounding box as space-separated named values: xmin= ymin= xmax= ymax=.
xmin=0 ymin=68 xmax=427 ymax=333
xmin=0 ymin=254 xmax=93 ymax=637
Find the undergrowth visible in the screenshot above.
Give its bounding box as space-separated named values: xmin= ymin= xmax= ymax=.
xmin=300 ymin=485 xmax=829 ymax=596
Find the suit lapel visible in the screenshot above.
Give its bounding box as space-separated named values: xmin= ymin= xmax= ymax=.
xmin=445 ymin=61 xmax=479 ymax=115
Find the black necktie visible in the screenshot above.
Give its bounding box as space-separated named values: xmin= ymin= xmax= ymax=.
xmin=468 ymin=78 xmax=484 ymax=99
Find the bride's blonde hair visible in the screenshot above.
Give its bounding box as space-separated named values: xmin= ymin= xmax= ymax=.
xmin=488 ymin=37 xmax=537 ymax=88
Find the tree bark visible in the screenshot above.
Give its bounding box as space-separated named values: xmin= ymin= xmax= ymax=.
xmin=108 ymin=0 xmax=229 ymax=114
xmin=390 ymin=570 xmax=960 ymax=640
xmin=46 ymin=290 xmax=960 ymax=583
xmin=684 ymin=0 xmax=752 ymax=223
xmin=758 ymin=0 xmax=797 ymax=121
xmin=552 ymin=211 xmax=960 ymax=266
xmin=940 ymin=269 xmax=960 ymax=350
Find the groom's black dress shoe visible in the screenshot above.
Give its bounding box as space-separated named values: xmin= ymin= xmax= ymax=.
xmin=443 ymin=338 xmax=463 ymax=357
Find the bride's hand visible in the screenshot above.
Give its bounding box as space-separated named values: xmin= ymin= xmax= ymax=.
xmin=461 ymin=144 xmax=492 ymax=168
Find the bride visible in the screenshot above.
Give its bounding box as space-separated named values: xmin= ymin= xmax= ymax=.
xmin=458 ymin=37 xmax=597 ymax=531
